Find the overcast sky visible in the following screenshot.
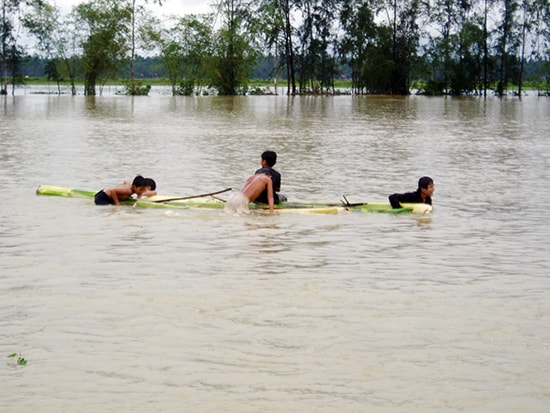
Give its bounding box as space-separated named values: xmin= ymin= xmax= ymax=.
xmin=54 ymin=0 xmax=213 ymax=17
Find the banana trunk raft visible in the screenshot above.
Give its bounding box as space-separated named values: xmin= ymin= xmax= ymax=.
xmin=36 ymin=185 xmax=433 ymax=215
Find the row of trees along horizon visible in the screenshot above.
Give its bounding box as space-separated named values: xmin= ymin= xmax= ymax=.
xmin=1 ymin=0 xmax=549 ymax=97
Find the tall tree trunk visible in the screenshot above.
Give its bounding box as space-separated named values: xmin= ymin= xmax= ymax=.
xmin=85 ymin=71 xmax=97 ymax=95
xmin=518 ymin=7 xmax=527 ymax=98
xmin=283 ymin=0 xmax=295 ymax=95
xmin=391 ymin=0 xmax=397 ymax=95
xmin=131 ymin=0 xmax=136 ymax=94
xmin=497 ymin=0 xmax=513 ymax=97
xmin=483 ymin=0 xmax=488 ymax=97
xmin=1 ymin=1 xmax=7 ymax=94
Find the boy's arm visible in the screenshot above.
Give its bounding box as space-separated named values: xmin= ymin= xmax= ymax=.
xmin=389 ymin=193 xmax=401 ymax=209
xmin=140 ymin=190 xmax=157 ymax=198
xmin=111 ymin=190 xmax=121 ymax=205
xmin=389 ymin=191 xmax=420 ymax=208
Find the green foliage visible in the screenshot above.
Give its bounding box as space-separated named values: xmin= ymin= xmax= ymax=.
xmin=363 ymin=26 xmax=395 ymax=94
xmin=8 ymin=353 xmax=27 ymax=366
xmin=176 ymin=79 xmax=195 ymax=95
xmin=22 ymin=0 xmax=82 ymax=95
xmin=124 ymin=81 xmax=151 ymax=95
xmin=206 ymin=0 xmax=260 ymax=95
xmin=422 ymin=78 xmax=447 ymax=95
xmin=211 ymin=28 xmax=257 ymax=95
xmin=140 ymin=14 xmax=213 ymax=95
xmin=76 ymin=0 xmax=133 ymax=95
xmin=339 ymin=0 xmax=377 ymax=93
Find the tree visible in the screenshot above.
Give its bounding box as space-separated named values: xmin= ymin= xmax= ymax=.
xmin=23 ymin=1 xmax=61 ymax=93
xmin=373 ymin=0 xmax=425 ymax=94
xmin=364 ymin=25 xmax=395 ymax=93
xmin=293 ymin=0 xmax=340 ymax=94
xmin=339 ymin=0 xmax=377 ymax=94
xmin=127 ymin=0 xmax=162 ymax=95
xmin=211 ymin=0 xmax=259 ymax=95
xmin=422 ymin=0 xmax=492 ymax=95
xmin=256 ymin=0 xmax=298 ymax=94
xmin=517 ymin=0 xmax=549 ymax=96
xmin=75 ymin=0 xmax=132 ymax=95
xmin=5 ymin=43 xmax=24 ymax=94
xmin=23 ymin=1 xmax=82 ymax=95
xmin=176 ymin=15 xmax=215 ymax=94
xmin=425 ymin=0 xmax=472 ymax=95
xmin=282 ymin=0 xmax=297 ymax=94
xmin=529 ymin=0 xmax=550 ymax=95
xmin=481 ymin=0 xmax=492 ymax=96
xmin=255 ymin=0 xmax=285 ymax=93
xmin=141 ymin=14 xmax=213 ymax=95
xmin=450 ymin=22 xmax=486 ymax=94
xmin=2 ymin=0 xmax=27 ymax=94
xmin=140 ymin=16 xmax=184 ymax=95
xmin=494 ymin=0 xmax=520 ymax=96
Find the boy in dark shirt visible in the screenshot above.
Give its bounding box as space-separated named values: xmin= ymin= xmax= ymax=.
xmin=389 ymin=176 xmax=434 ymax=209
xmin=254 ymin=151 xmax=286 ymax=204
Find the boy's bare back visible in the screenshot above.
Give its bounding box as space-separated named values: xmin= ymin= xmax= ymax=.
xmin=104 ymin=183 xmax=134 ymax=204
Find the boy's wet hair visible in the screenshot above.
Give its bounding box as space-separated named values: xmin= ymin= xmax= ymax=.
xmin=261 ymin=151 xmax=277 ymax=167
xmin=145 ymin=178 xmax=156 ymax=190
xmin=418 ymin=176 xmax=433 ymax=190
xmin=132 ymin=175 xmax=147 ymax=187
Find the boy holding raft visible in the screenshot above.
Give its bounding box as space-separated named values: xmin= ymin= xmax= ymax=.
xmin=94 ymin=175 xmax=149 ymax=205
xmin=389 ymin=176 xmax=434 ymax=209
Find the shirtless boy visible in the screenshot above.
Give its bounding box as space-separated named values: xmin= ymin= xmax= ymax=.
xmin=121 ymin=177 xmax=157 ymax=197
xmin=95 ymin=175 xmax=149 ymax=205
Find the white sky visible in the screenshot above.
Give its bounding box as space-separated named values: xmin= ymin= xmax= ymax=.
xmin=53 ymin=0 xmax=213 ymax=17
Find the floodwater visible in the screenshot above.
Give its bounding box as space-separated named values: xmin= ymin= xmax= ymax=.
xmin=1 ymin=90 xmax=549 ymax=412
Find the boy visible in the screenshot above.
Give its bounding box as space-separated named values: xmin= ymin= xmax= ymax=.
xmin=254 ymin=150 xmax=286 ymax=204
xmin=224 ymin=172 xmax=274 ymax=215
xmin=95 ymin=175 xmax=149 ymax=205
xmin=389 ymin=176 xmax=434 ymax=209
